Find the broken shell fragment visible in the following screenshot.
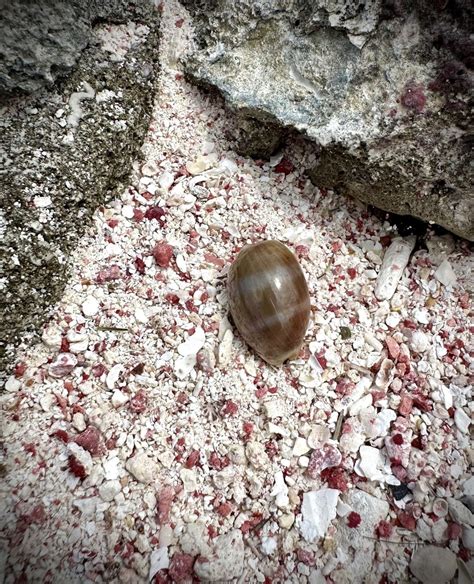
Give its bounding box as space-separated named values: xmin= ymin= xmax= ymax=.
xmin=227 ymin=240 xmax=311 ymax=366
xmin=375 ymin=236 xmax=416 ymax=301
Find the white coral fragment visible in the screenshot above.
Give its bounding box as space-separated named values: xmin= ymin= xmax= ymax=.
xmin=375 ymin=236 xmax=416 ymax=300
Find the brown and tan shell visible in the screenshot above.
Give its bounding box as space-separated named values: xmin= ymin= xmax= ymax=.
xmin=227 ymin=240 xmax=311 ymax=366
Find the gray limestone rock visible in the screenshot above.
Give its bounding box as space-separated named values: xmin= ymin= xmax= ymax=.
xmin=0 ymin=2 xmax=160 ymax=379
xmin=409 ymin=545 xmax=458 ymax=584
xmin=0 ymin=1 xmax=155 ymax=96
xmin=182 ymin=0 xmax=474 ymax=240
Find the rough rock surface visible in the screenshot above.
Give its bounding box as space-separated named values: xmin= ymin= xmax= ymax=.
xmin=194 ymin=529 xmax=245 ymax=581
xmin=182 ymin=0 xmax=474 ymax=240
xmin=0 ymin=3 xmax=161 ymax=379
xmin=409 ymin=545 xmax=458 ymax=584
xmin=0 ymin=1 xmax=155 ymax=96
xmin=335 ymin=489 xmax=390 ymax=582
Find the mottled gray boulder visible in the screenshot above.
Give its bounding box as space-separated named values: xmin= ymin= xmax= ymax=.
xmin=0 ymin=2 xmax=160 ymax=378
xmin=183 ymin=0 xmax=474 ymax=240
xmin=0 ymin=1 xmax=155 ymax=96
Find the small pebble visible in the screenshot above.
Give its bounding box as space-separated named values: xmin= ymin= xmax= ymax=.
xmin=125 ymin=452 xmax=159 ymax=484
xmin=82 ymin=296 xmax=100 ymax=317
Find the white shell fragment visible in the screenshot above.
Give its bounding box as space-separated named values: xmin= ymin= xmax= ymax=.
xmin=356 ymin=445 xmax=390 ymax=483
xmin=175 ymin=354 xmax=197 ymax=379
xmin=408 ymin=330 xmax=429 ymax=353
xmin=271 ymin=470 xmax=289 ymax=508
xmin=67 ymin=81 xmax=95 ymax=128
xmin=149 ymin=548 xmax=170 ymax=581
xmin=186 ymin=153 xmax=217 ymax=175
xmin=41 ymin=326 xmax=63 ymax=349
xmin=454 ymin=408 xmax=471 ymax=434
xmin=177 ymin=327 xmax=205 ymax=356
xmin=106 ymin=364 xmax=123 ymax=389
xmin=218 ymin=329 xmax=233 ymax=366
xmin=49 ymin=353 xmax=77 ymax=378
xmin=434 ymin=259 xmax=457 ymax=287
xmin=82 ymin=296 xmax=100 ymax=317
xmin=5 ymin=376 xmax=21 ymax=392
xmin=299 ymin=489 xmax=340 ymax=542
xmin=375 ymin=236 xmax=416 ymax=300
xmin=158 ymin=171 xmax=175 ymax=190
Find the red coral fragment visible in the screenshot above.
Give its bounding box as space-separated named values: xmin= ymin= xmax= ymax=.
xmin=297 ymin=549 xmax=316 ymax=566
xmin=321 ymin=466 xmax=349 ymax=492
xmin=130 ymin=362 xmax=145 ymax=375
xmin=96 ymin=265 xmax=122 ymax=283
xmin=385 ymin=337 xmax=400 ymax=360
xmin=293 ymin=245 xmax=308 ymax=259
xmin=145 ymin=206 xmax=166 ymax=224
xmin=274 ymin=158 xmax=294 ymax=175
xmin=23 ymin=443 xmax=37 ymax=456
xmin=153 ymin=573 xmax=171 ymax=584
xmin=74 ymin=426 xmax=107 ymax=457
xmin=398 ymin=394 xmax=413 ymax=416
xmin=392 ymin=433 xmax=404 ymax=445
xmin=448 ymin=522 xmax=462 ymax=539
xmin=347 ymin=267 xmax=357 ymax=280
xmin=29 ymin=504 xmax=47 ymax=524
xmin=184 ymin=450 xmax=200 ymax=469
xmin=204 ymin=252 xmax=225 ymax=268
xmin=216 ymin=502 xmax=232 ymax=517
xmin=397 ymin=511 xmax=416 ymax=530
xmin=134 ymin=256 xmax=146 ymax=274
xmin=153 ymin=242 xmax=173 ymax=267
xmin=14 ymin=362 xmax=27 ymax=377
xmin=240 ymin=512 xmax=263 ymax=534
xmin=168 ymin=553 xmax=194 ymax=583
xmin=242 ymin=421 xmax=254 ymax=438
xmin=412 ymin=393 xmax=432 ymax=412
xmin=458 ymin=547 xmax=471 ymax=562
xmin=209 ymin=451 xmax=229 ymax=470
xmin=157 ymin=486 xmax=175 ymax=524
xmin=60 ymin=337 xmax=70 ymax=353
xmin=165 ymin=293 xmax=180 ymax=305
xmin=347 ymin=512 xmax=362 ymax=528
xmin=221 ymin=400 xmax=238 ymax=416
xmin=335 ymin=378 xmax=355 ymax=396
xmin=52 ymin=429 xmax=69 ymax=443
xmin=255 ymin=385 xmax=268 ymax=399
xmin=68 ymin=454 xmax=86 ymax=479
xmin=306 ymin=444 xmax=342 ymax=479
xmin=133 ymin=208 xmax=145 ymax=222
xmin=129 ymin=390 xmax=148 ymax=414
xmin=265 ymin=440 xmax=279 ymax=459
xmin=428 ymin=61 xmax=470 ymax=95
xmin=376 ymin=520 xmax=393 ymax=539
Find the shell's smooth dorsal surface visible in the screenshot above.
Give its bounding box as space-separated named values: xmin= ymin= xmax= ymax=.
xmin=227 ymin=240 xmax=311 ymax=366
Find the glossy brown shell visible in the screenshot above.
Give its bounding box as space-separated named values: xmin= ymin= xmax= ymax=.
xmin=227 ymin=240 xmax=311 ymax=366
